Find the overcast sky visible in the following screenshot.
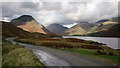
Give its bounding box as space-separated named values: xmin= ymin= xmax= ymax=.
xmin=0 ymin=0 xmax=119 ymax=28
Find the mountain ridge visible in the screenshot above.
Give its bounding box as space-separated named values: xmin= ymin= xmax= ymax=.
xmin=63 ymin=17 xmax=119 ymax=37
xmin=11 ymin=15 xmax=53 ymax=34
xmin=47 ymin=23 xmax=68 ymax=35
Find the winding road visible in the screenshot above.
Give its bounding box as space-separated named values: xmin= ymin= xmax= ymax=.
xmin=6 ymin=37 xmax=112 ymax=67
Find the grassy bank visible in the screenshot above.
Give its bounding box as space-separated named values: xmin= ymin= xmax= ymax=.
xmin=2 ymin=38 xmax=44 ymax=67
xmin=58 ymin=48 xmax=119 ymax=65
xmin=15 ymin=38 xmax=120 ymax=65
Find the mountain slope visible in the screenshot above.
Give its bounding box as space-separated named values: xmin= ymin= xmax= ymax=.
xmin=87 ymin=17 xmax=120 ymax=37
xmin=46 ymin=23 xmax=68 ymax=35
xmin=2 ymin=21 xmax=33 ymax=38
xmin=11 ymin=15 xmax=53 ymax=34
xmin=88 ymin=23 xmax=120 ymax=38
xmin=76 ymin=23 xmax=100 ymax=31
xmin=96 ymin=19 xmax=109 ymax=23
xmin=97 ymin=24 xmax=120 ymax=37
xmin=64 ymin=27 xmax=87 ymax=35
xmin=64 ymin=23 xmax=99 ymax=35
xmin=64 ymin=17 xmax=119 ymax=36
xmin=92 ymin=21 xmax=117 ymax=32
xmin=2 ymin=21 xmax=54 ymax=38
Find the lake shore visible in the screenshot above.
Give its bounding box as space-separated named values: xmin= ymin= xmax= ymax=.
xmin=63 ymin=36 xmax=119 ymax=49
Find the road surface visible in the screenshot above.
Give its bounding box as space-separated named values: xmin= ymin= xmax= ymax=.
xmin=6 ymin=37 xmax=112 ymax=67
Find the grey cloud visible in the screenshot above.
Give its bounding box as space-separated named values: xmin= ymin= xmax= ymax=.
xmin=20 ymin=2 xmax=42 ymax=11
xmin=1 ymin=0 xmax=119 ymax=26
xmin=62 ymin=2 xmax=118 ymax=22
xmin=42 ymin=2 xmax=62 ymax=10
xmin=119 ymin=2 xmax=120 ymax=17
xmin=2 ymin=2 xmax=23 ymax=17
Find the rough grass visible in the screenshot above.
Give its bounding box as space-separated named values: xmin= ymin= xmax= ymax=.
xmin=2 ymin=44 xmax=22 ymax=55
xmin=2 ymin=39 xmax=44 ymax=67
xmin=15 ymin=38 xmax=103 ymax=49
xmin=3 ymin=48 xmax=43 ymax=66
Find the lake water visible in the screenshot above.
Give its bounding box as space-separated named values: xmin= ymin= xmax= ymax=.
xmin=63 ymin=36 xmax=119 ymax=49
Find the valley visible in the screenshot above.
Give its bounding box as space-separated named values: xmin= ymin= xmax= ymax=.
xmin=1 ymin=1 xmax=120 ymax=67
xmin=1 ymin=15 xmax=120 ymax=67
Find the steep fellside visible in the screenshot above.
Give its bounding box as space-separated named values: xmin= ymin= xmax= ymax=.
xmin=64 ymin=23 xmax=99 ymax=35
xmin=94 ymin=17 xmax=119 ymax=32
xmin=2 ymin=21 xmax=33 ymax=38
xmin=87 ymin=17 xmax=120 ymax=37
xmin=97 ymin=24 xmax=120 ymax=37
xmin=46 ymin=23 xmax=68 ymax=35
xmin=2 ymin=21 xmax=55 ymax=38
xmin=88 ymin=24 xmax=120 ymax=38
xmin=11 ymin=15 xmax=53 ymax=34
xmin=64 ymin=17 xmax=119 ymax=36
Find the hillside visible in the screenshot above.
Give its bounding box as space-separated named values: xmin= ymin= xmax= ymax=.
xmin=92 ymin=24 xmax=120 ymax=38
xmin=2 ymin=21 xmax=54 ymax=38
xmin=64 ymin=23 xmax=99 ymax=35
xmin=96 ymin=19 xmax=109 ymax=23
xmin=63 ymin=17 xmax=119 ymax=37
xmin=11 ymin=15 xmax=53 ymax=34
xmin=46 ymin=23 xmax=68 ymax=35
xmin=92 ymin=21 xmax=117 ymax=33
xmin=2 ymin=21 xmax=31 ymax=38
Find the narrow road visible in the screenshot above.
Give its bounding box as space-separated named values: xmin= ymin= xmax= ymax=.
xmin=6 ymin=37 xmax=112 ymax=67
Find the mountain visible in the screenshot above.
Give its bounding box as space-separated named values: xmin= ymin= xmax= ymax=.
xmin=87 ymin=17 xmax=120 ymax=37
xmin=46 ymin=23 xmax=68 ymax=35
xmin=88 ymin=23 xmax=120 ymax=38
xmin=11 ymin=15 xmax=53 ymax=34
xmin=64 ymin=17 xmax=119 ymax=36
xmin=64 ymin=23 xmax=99 ymax=35
xmin=2 ymin=21 xmax=34 ymax=38
xmin=89 ymin=18 xmax=118 ymax=33
xmin=2 ymin=21 xmax=57 ymax=38
xmin=92 ymin=17 xmax=119 ymax=32
xmin=96 ymin=19 xmax=109 ymax=23
xmin=91 ymin=21 xmax=118 ymax=32
xmin=110 ymin=17 xmax=120 ymax=22
xmin=76 ymin=23 xmax=99 ymax=31
xmin=97 ymin=24 xmax=120 ymax=37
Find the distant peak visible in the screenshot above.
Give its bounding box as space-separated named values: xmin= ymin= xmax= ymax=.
xmin=17 ymin=15 xmax=34 ymax=19
xmin=11 ymin=15 xmax=35 ymax=23
xmin=11 ymin=15 xmax=38 ymax=26
xmin=50 ymin=23 xmax=60 ymax=25
xmin=20 ymin=15 xmax=33 ymax=18
xmin=79 ymin=22 xmax=89 ymax=23
xmin=96 ymin=19 xmax=109 ymax=23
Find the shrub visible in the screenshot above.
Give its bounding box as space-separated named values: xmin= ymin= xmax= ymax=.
xmin=65 ymin=38 xmax=85 ymax=43
xmin=94 ymin=50 xmax=107 ymax=55
xmin=41 ymin=41 xmax=74 ymax=48
xmin=15 ymin=38 xmax=105 ymax=50
xmin=94 ymin=50 xmax=117 ymax=56
xmin=80 ymin=45 xmax=103 ymax=49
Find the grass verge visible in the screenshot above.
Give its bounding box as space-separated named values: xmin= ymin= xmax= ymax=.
xmin=58 ymin=48 xmax=120 ymax=66
xmin=2 ymin=39 xmax=44 ymax=67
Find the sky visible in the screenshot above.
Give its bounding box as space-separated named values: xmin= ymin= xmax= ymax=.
xmin=0 ymin=0 xmax=119 ymax=28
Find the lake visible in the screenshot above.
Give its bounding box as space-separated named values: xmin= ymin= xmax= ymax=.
xmin=63 ymin=36 xmax=119 ymax=49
